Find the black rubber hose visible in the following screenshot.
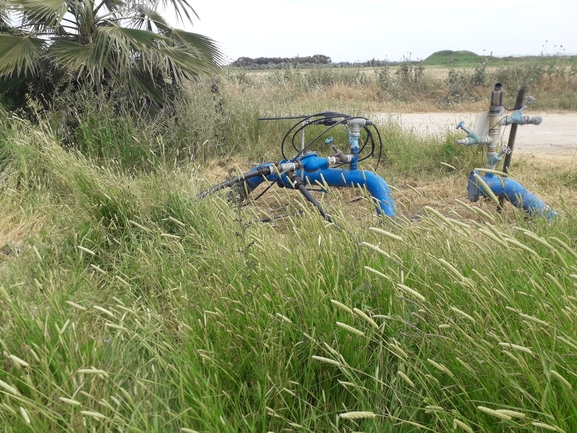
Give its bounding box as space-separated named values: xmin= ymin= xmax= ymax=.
xmin=284 ymin=171 xmax=333 ymax=223
xmin=196 ymin=167 xmax=271 ymax=199
xmin=281 ymin=112 xmax=350 ymax=159
xmin=296 ymin=183 xmax=332 ymax=223
xmin=370 ymin=124 xmax=384 ymax=169
xmin=288 ymin=118 xmax=349 ymax=159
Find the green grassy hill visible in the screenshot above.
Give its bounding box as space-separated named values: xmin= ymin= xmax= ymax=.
xmin=424 ymin=49 xmax=577 ymax=67
xmin=424 ymin=50 xmax=485 ymax=65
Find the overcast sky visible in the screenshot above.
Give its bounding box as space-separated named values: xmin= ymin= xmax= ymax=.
xmin=173 ymin=0 xmax=576 ymax=63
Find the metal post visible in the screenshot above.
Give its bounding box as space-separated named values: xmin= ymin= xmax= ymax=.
xmin=498 ymin=87 xmax=525 ymax=212
xmin=502 ymin=88 xmax=525 ymax=174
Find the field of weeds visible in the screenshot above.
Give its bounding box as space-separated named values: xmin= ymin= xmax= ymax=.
xmin=1 ymin=63 xmax=577 ymax=432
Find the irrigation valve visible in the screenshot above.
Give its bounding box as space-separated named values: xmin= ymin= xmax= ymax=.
xmin=503 ymin=106 xmax=543 ymax=125
xmin=332 ymin=148 xmax=353 ymax=164
xmin=324 ymin=136 xmax=334 ymax=146
xmin=323 ymin=136 xmax=353 ymax=164
xmin=486 ymin=151 xmax=504 ymax=167
xmin=456 ymin=121 xmax=491 ymax=146
xmin=486 ymin=143 xmax=513 ymax=168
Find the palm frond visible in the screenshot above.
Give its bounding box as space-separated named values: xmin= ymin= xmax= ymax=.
xmin=129 ymin=4 xmax=171 ymax=33
xmin=0 ymin=4 xmax=10 ymax=32
xmin=92 ymin=0 xmax=125 ymax=16
xmin=0 ymin=34 xmax=44 ymax=76
xmin=151 ymin=0 xmax=198 ymax=25
xmin=9 ymin=0 xmax=68 ymax=30
xmin=49 ymin=39 xmax=96 ymax=68
xmin=127 ymin=72 xmax=166 ymax=105
xmin=165 ymin=29 xmax=225 ymax=65
xmin=156 ymin=45 xmax=218 ymax=79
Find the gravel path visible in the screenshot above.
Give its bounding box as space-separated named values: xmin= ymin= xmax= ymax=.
xmin=383 ymin=112 xmax=577 ymax=162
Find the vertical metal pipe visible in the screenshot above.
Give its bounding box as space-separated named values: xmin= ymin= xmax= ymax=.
xmin=487 ymin=82 xmax=504 ymax=155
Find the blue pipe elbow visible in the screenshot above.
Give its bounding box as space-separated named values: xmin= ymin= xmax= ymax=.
xmin=303 ymin=169 xmax=395 ymax=217
xmin=467 ymin=170 xmax=556 ymax=219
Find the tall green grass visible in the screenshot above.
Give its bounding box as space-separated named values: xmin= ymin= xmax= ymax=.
xmin=1 ymin=105 xmax=577 ymax=432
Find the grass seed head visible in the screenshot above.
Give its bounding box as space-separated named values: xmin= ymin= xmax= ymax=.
xmin=518 ymin=313 xmax=550 ymax=327
xmin=368 ymin=227 xmax=404 ymax=242
xmin=9 ymin=354 xmax=29 ymax=368
xmin=352 ymin=307 xmax=379 ymax=329
xmin=360 ymin=241 xmax=391 ymax=258
xmin=312 ymin=355 xmax=341 ymax=367
xmin=389 ymin=343 xmax=409 ymax=360
xmin=364 ymin=266 xmax=393 ymax=282
xmin=80 ymin=410 xmax=107 ymax=420
xmin=339 ymin=411 xmax=377 ymax=420
xmin=427 ymin=358 xmax=455 ymax=378
xmin=453 ymin=418 xmax=474 ymax=433
xmin=77 ymin=246 xmax=96 ymax=255
xmin=104 ymin=322 xmax=128 ymax=331
xmin=331 ymin=299 xmax=354 ymax=315
xmin=531 ymin=421 xmax=563 ymax=431
xmin=276 ymin=313 xmax=293 ymax=324
xmin=0 ymin=379 xmax=19 ymax=395
xmin=20 ymin=407 xmax=31 ymax=424
xmin=397 ymin=284 xmax=426 ymax=302
xmin=66 ymin=301 xmax=86 ymax=310
xmin=77 ymin=368 xmax=109 ymax=377
xmin=495 ymin=409 xmax=525 ymax=418
xmin=477 ymin=406 xmax=512 ymax=420
xmin=336 ymin=321 xmax=365 ymax=337
xmin=550 ymin=370 xmax=573 ymax=389
xmin=498 ymin=342 xmax=533 ymax=355
xmin=397 ymin=371 xmax=415 ymax=388
xmin=450 ymin=306 xmax=476 ymax=323
xmin=59 ymin=397 xmax=82 ymax=406
xmin=93 ymin=306 xmax=115 ymax=317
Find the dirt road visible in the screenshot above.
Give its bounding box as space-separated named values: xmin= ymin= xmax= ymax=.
xmin=384 ymin=112 xmax=577 ymax=162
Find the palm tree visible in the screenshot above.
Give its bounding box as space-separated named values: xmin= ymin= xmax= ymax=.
xmin=0 ymin=0 xmax=224 ymax=109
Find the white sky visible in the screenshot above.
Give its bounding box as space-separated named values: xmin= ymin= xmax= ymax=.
xmin=171 ymin=0 xmax=576 ymax=63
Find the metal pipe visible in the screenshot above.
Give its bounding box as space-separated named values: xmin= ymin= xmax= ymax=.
xmin=498 ymin=88 xmax=525 ymax=211
xmin=502 ymin=88 xmax=525 ymax=174
xmin=486 ymin=82 xmax=504 ymax=168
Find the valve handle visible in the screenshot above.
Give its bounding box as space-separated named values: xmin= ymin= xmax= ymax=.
xmin=456 ymin=121 xmax=471 ymax=135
